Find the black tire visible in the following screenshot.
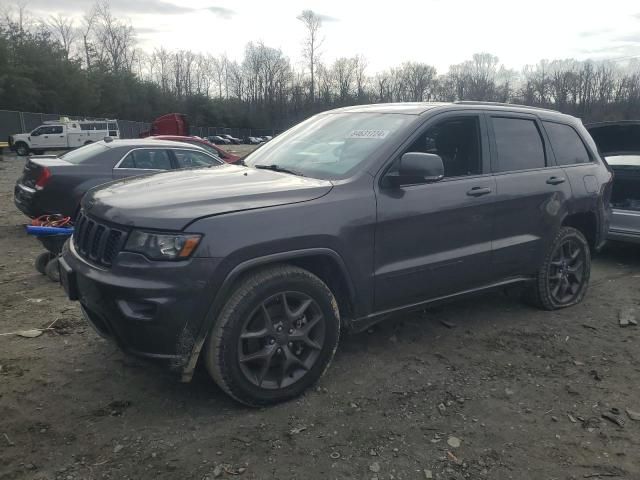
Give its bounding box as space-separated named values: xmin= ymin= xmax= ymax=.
xmin=35 ymin=252 xmax=55 ymax=275
xmin=205 ymin=265 xmax=340 ymax=407
xmin=45 ymin=257 xmax=60 ymax=282
xmin=526 ymin=226 xmax=591 ymax=310
xmin=14 ymin=142 xmax=29 ymax=156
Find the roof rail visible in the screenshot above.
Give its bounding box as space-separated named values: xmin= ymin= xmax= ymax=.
xmin=453 ymin=101 xmax=557 ymax=113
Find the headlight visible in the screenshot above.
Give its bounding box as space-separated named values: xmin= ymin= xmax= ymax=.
xmin=124 ymin=230 xmax=202 ymax=260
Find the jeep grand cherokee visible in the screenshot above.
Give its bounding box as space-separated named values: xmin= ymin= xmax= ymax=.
xmin=60 ymin=102 xmax=613 ymax=406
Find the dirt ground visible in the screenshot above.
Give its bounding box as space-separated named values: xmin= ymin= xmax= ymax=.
xmin=1 ymin=150 xmax=639 ymax=480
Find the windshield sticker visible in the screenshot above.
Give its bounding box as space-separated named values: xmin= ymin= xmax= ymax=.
xmin=347 ymin=129 xmax=389 ymax=139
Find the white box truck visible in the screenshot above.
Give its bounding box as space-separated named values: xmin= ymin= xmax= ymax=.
xmin=9 ymin=117 xmax=120 ymax=156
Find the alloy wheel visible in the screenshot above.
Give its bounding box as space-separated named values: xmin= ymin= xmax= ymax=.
xmin=237 ymin=291 xmax=326 ymax=390
xmin=548 ymin=238 xmax=586 ymax=304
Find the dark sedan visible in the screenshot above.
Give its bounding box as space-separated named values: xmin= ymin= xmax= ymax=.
xmin=14 ymin=138 xmax=223 ymax=219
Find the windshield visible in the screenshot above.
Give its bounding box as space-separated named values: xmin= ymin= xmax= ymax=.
xmin=606 ymin=155 xmax=640 ymax=167
xmin=60 ymin=142 xmax=110 ymax=164
xmin=244 ymin=113 xmax=415 ymax=179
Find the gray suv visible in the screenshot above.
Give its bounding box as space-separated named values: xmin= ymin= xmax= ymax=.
xmin=60 ymin=102 xmax=613 ymax=406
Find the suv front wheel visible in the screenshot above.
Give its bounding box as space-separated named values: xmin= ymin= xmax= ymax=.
xmin=527 ymin=226 xmax=591 ymax=310
xmin=205 ymin=265 xmax=340 ymax=406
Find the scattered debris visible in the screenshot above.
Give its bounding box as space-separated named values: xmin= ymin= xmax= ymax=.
xmin=447 ymin=451 xmax=460 ymax=464
xmin=573 ymin=360 xmax=585 ymax=366
xmin=619 ymin=307 xmax=637 ymax=327
xmin=505 ymin=387 xmax=515 ymax=397
xmin=625 ymin=408 xmax=640 ymax=421
xmin=602 ymin=412 xmax=625 ymax=428
xmin=113 ymin=444 xmax=124 ymax=453
xmin=369 ymin=462 xmax=380 ymax=473
xmin=330 ymin=451 xmax=341 ymax=459
xmin=582 ymin=323 xmax=598 ymax=331
xmin=15 ymin=329 xmax=44 ymax=338
xmin=3 ymin=433 xmax=14 ymax=446
xmin=439 ymin=320 xmax=457 ymax=329
xmin=369 ymin=449 xmax=377 ymax=456
xmin=447 ymin=436 xmax=461 ymax=448
xmin=424 ymin=470 xmax=433 ymax=479
xmin=551 ymin=416 xmax=558 ymax=422
xmin=212 ymin=465 xmax=223 ymax=478
xmin=568 ymin=414 xmax=577 ymax=423
xmin=288 ymin=425 xmax=307 ymax=435
xmin=589 ymin=370 xmax=602 ymax=381
xmin=437 ymin=403 xmax=447 ymax=415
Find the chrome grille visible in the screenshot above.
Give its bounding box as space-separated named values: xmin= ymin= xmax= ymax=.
xmin=73 ymin=211 xmax=127 ymax=266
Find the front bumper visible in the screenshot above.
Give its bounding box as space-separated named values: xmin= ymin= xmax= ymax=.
xmin=61 ymin=240 xmax=222 ymax=364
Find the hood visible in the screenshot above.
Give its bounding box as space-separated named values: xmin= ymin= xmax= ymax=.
xmin=12 ymin=133 xmax=29 ymax=140
xmin=83 ymin=164 xmax=333 ymax=230
xmin=586 ymin=121 xmax=640 ymax=157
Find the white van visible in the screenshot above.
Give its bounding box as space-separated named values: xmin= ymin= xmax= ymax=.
xmin=9 ymin=118 xmax=120 ymax=156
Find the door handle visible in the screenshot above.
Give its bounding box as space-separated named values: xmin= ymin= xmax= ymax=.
xmin=546 ymin=176 xmax=566 ymax=185
xmin=466 ymin=186 xmax=492 ymax=197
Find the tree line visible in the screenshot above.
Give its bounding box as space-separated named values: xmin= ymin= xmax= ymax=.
xmin=1 ymin=2 xmax=639 ymax=131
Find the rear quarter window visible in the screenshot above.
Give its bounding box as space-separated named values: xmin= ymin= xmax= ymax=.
xmin=543 ymin=122 xmax=592 ymax=165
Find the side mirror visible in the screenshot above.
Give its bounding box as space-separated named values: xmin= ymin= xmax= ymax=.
xmin=31 ymin=131 xmax=40 ymax=137
xmin=385 ymin=152 xmax=444 ymax=187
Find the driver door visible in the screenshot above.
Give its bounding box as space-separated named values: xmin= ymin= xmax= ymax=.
xmin=374 ymin=113 xmax=496 ymax=311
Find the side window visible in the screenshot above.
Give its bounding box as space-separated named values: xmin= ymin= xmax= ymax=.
xmin=32 ymin=127 xmax=44 ymax=136
xmin=51 ymin=126 xmax=63 ymax=134
xmin=118 ymin=149 xmax=172 ymax=170
xmin=403 ymin=116 xmax=483 ymax=178
xmin=543 ymin=122 xmax=592 ymax=165
xmin=492 ymin=117 xmax=546 ymax=172
xmin=173 ymin=149 xmax=221 ymax=168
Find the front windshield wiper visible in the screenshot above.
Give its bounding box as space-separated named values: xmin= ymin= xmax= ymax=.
xmin=254 ymin=164 xmax=305 ymax=177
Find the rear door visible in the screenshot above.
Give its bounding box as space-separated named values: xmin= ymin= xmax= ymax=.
xmin=112 ymin=148 xmax=174 ymax=179
xmin=488 ymin=114 xmax=573 ymax=277
xmin=47 ymin=125 xmax=67 ymax=149
xmin=374 ymin=112 xmax=496 ymax=311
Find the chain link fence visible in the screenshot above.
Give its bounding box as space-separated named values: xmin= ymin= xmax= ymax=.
xmin=1 ymin=109 xmax=279 ymax=143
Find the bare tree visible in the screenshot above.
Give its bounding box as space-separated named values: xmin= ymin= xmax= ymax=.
xmin=80 ymin=5 xmax=98 ymax=70
xmin=93 ymin=0 xmax=136 ymax=72
xmin=47 ymin=14 xmax=76 ymax=60
xmin=297 ymin=9 xmax=323 ymax=104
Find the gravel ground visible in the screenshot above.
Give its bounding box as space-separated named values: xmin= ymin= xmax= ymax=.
xmin=0 ymin=150 xmax=639 ymax=480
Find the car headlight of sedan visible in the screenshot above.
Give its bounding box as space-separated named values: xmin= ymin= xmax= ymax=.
xmin=124 ymin=230 xmax=202 ymax=260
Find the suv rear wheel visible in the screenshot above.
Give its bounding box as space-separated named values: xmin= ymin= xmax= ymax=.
xmin=205 ymin=265 xmax=340 ymax=406
xmin=526 ymin=226 xmax=591 ymax=310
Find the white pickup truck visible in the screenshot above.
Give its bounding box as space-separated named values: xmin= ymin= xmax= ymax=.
xmin=9 ymin=118 xmax=120 ymax=156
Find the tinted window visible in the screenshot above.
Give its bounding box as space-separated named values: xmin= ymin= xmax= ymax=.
xmin=493 ymin=117 xmax=545 ymax=172
xmin=544 ymin=122 xmax=591 ymax=165
xmin=59 ymin=143 xmax=110 ymax=164
xmin=173 ymin=149 xmax=222 ymax=168
xmin=405 ymin=116 xmax=482 ymax=178
xmin=50 ymin=126 xmax=63 ymax=134
xmin=119 ymin=149 xmax=172 ymax=170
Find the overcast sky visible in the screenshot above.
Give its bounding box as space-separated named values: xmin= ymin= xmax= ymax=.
xmin=22 ymin=0 xmax=640 ymax=72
